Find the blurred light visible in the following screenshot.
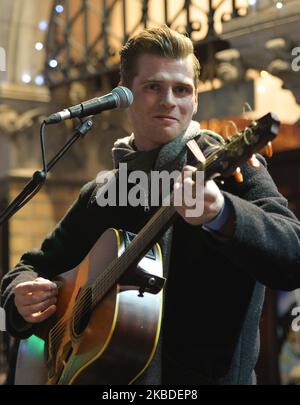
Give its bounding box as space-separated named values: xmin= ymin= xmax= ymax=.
xmin=22 ymin=73 xmax=32 ymax=84
xmin=35 ymin=42 xmax=44 ymax=51
xmin=248 ymin=0 xmax=256 ymax=5
xmin=276 ymin=1 xmax=283 ymax=9
xmin=222 ymin=13 xmax=231 ymax=22
xmin=35 ymin=75 xmax=45 ymax=86
xmin=260 ymin=70 xmax=269 ymax=78
xmin=38 ymin=20 xmax=48 ymax=31
xmin=238 ymin=8 xmax=247 ymax=16
xmin=49 ymin=59 xmax=58 ymax=68
xmin=55 ymin=4 xmax=64 ymax=13
xmin=257 ymin=85 xmax=266 ymax=94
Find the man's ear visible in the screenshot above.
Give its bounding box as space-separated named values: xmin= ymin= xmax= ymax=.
xmin=119 ymin=80 xmax=130 ymax=89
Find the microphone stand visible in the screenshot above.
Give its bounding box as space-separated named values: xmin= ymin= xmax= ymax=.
xmin=0 ymin=116 xmax=94 ymax=226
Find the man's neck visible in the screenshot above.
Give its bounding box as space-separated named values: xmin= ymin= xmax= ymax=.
xmin=132 ymin=136 xmax=164 ymax=152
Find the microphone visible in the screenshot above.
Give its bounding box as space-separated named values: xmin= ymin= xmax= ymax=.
xmin=44 ymin=86 xmax=133 ymax=124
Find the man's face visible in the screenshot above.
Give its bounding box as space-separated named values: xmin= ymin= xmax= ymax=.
xmin=127 ymin=54 xmax=198 ymax=151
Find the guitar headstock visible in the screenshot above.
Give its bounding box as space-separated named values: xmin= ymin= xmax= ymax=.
xmin=203 ymin=112 xmax=280 ymax=180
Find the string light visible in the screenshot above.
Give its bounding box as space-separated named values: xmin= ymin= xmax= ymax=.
xmin=276 ymin=1 xmax=283 ymax=9
xmin=55 ymin=5 xmax=64 ymax=13
xmin=49 ymin=59 xmax=58 ymax=68
xmin=35 ymin=42 xmax=44 ymax=51
xmin=35 ymin=75 xmax=45 ymax=86
xmin=22 ymin=73 xmax=32 ymax=84
xmin=38 ymin=20 xmax=48 ymax=31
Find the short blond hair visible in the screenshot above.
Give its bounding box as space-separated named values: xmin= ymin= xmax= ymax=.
xmin=120 ymin=26 xmax=200 ymax=88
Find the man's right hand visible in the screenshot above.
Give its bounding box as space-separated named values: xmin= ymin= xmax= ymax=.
xmin=14 ymin=277 xmax=58 ymax=323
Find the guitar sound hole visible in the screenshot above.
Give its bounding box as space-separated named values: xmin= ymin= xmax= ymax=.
xmin=72 ymin=288 xmax=92 ymax=337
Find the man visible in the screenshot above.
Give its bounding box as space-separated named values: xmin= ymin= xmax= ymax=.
xmin=1 ymin=26 xmax=300 ymax=385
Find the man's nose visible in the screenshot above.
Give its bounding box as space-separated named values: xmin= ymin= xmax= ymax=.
xmin=160 ymin=88 xmax=176 ymax=108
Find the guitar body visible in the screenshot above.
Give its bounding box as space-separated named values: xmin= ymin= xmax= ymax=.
xmin=15 ymin=228 xmax=163 ymax=385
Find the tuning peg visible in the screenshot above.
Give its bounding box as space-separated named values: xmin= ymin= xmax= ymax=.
xmin=224 ymin=120 xmax=238 ymax=140
xmin=265 ymin=141 xmax=273 ymax=158
xmin=249 ymin=154 xmax=260 ymax=168
xmin=234 ymin=167 xmax=243 ymax=183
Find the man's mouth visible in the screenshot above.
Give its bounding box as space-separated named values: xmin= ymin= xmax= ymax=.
xmin=154 ymin=115 xmax=178 ymax=121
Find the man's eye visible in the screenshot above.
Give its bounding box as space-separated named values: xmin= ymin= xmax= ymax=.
xmin=174 ymin=86 xmax=190 ymax=95
xmin=145 ymin=83 xmax=160 ymax=91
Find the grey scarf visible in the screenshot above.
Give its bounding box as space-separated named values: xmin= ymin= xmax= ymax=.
xmin=111 ymin=120 xmax=202 ymax=384
xmin=112 ymin=120 xmax=201 ymax=172
xmin=111 ymin=119 xmax=202 ymax=278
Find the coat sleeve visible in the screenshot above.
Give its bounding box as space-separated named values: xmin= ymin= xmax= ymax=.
xmin=0 ymin=180 xmax=101 ymax=338
xmin=204 ymin=155 xmax=300 ymax=291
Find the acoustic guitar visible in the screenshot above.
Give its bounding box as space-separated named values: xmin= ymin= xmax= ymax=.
xmin=15 ymin=112 xmax=280 ymax=385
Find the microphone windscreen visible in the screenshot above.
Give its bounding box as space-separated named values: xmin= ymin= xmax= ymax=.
xmin=112 ymin=86 xmax=133 ymax=109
